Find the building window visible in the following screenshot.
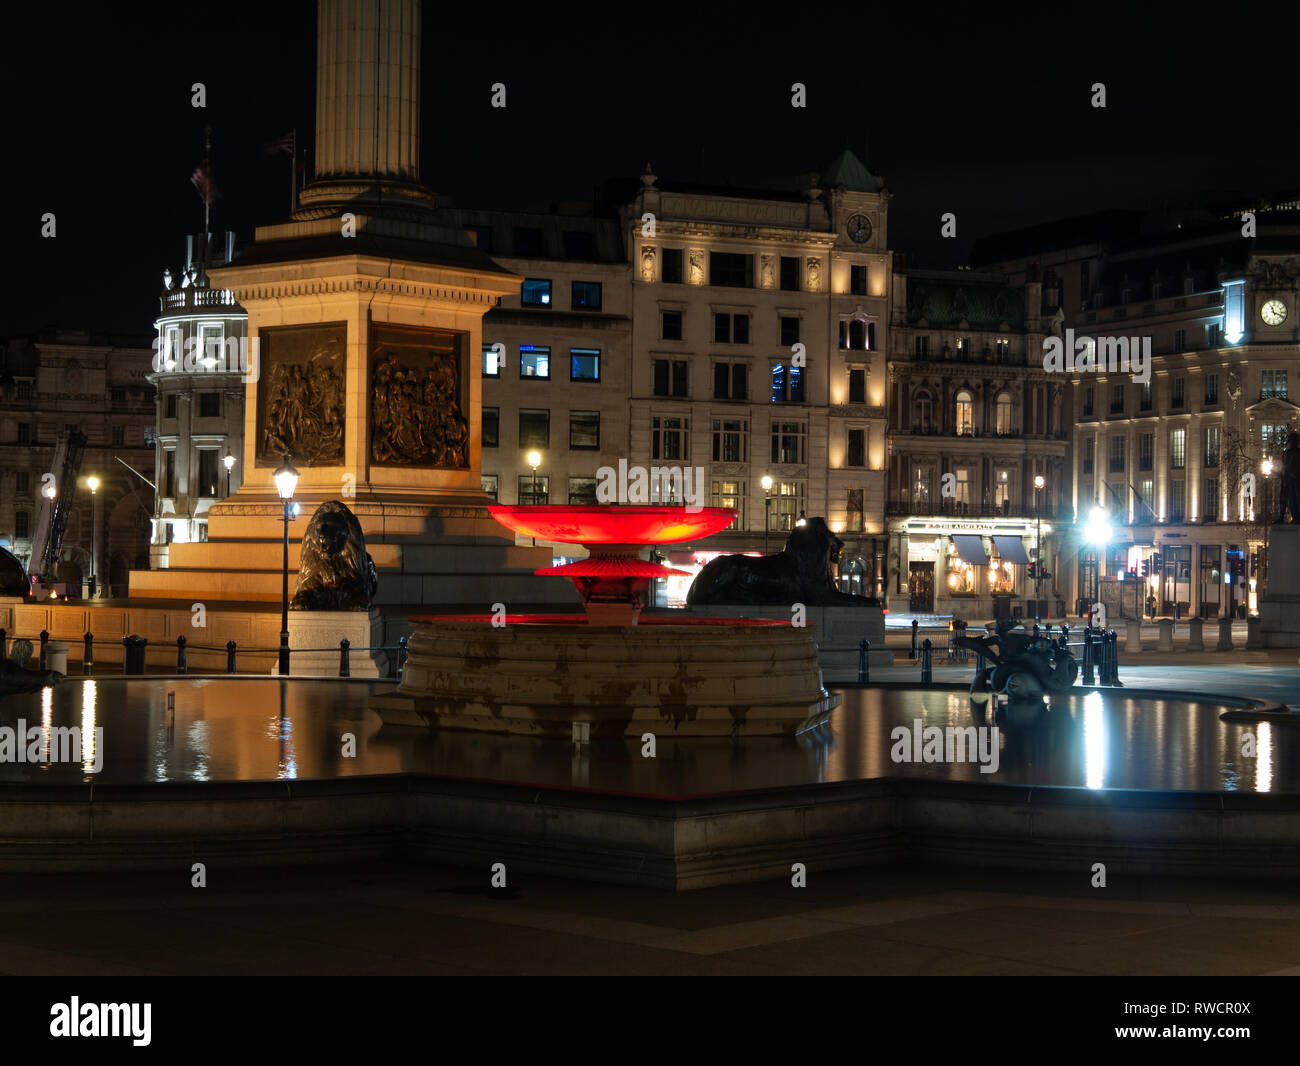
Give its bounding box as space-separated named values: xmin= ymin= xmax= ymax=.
xmin=661 ymin=310 xmax=682 ymax=340
xmin=770 ymin=363 xmax=804 ymax=403
xmin=1206 ymin=323 xmax=1220 ymax=347
xmin=914 ymin=392 xmax=933 ymax=433
xmin=15 ymin=511 xmax=29 ymax=539
xmin=513 ymin=228 xmax=543 ymax=256
xmin=571 ymin=281 xmax=602 ymax=310
xmin=482 ymin=344 xmax=502 ymax=377
xmin=519 ymin=345 xmax=550 ymax=378
xmin=772 ymin=481 xmax=806 ymax=531
xmin=846 ymin=427 xmax=866 ymax=467
xmin=518 ymin=409 xmax=549 ymax=450
xmin=482 ymin=407 xmax=499 ymax=447
xmin=15 ymin=471 xmax=29 ymax=493
xmin=110 ymin=387 xmax=126 ymax=405
xmin=1205 ymin=477 xmax=1219 ymax=521
xmin=662 ymin=248 xmax=683 ymax=284
xmin=570 ymin=349 xmax=600 ymax=382
xmin=771 ymin=420 xmax=807 ymax=465
xmin=711 ymin=480 xmax=747 ymax=530
xmin=520 ymin=278 xmax=551 ymax=306
xmin=481 ymin=474 xmax=499 ymax=501
xmin=848 ymin=368 xmax=865 ymax=404
xmin=952 ymin=469 xmax=971 ymax=512
xmin=713 ymin=363 xmax=747 ymax=400
xmin=779 ymin=256 xmax=800 ymax=291
xmin=652 ymin=416 xmax=688 ymax=461
xmin=1169 ymin=479 xmax=1186 ymax=522
xmin=1262 ymin=422 xmax=1290 ymax=458
xmin=714 ymin=312 xmax=749 ymax=343
xmin=1262 ymin=369 xmax=1288 ymax=399
xmin=654 ymin=359 xmax=688 ymax=397
xmin=164 ymin=449 xmax=176 ymax=497
xmin=779 ymin=316 xmax=800 ymax=347
xmin=1140 ymin=381 xmax=1153 ymax=411
xmin=112 ymin=425 xmax=125 ymax=447
xmin=994 ymin=468 xmax=1012 ymax=509
xmin=569 ymin=410 xmax=600 ymax=449
xmin=955 ymin=390 xmax=974 ymax=436
xmin=1109 ymin=384 xmax=1124 ymax=414
xmin=1204 ymin=425 xmax=1219 ymax=467
xmin=16 ymin=423 xmax=31 ymax=445
xmin=1138 ymin=477 xmax=1154 ymax=515
xmin=1205 ymin=373 xmax=1218 ymax=404
xmin=914 ymin=335 xmax=929 ymax=358
xmin=849 ymin=264 xmax=867 ymax=295
xmin=846 ymin=488 xmax=864 ymax=532
xmin=995 ymin=339 xmax=1010 ymax=361
xmin=709 ymin=252 xmax=753 ymax=288
xmin=1174 ymin=328 xmax=1185 ymax=352
xmin=568 ymin=476 xmax=598 ymax=504
xmin=196 ymin=449 xmax=220 ymax=497
xmin=165 ymin=395 xmax=177 ymax=419
xmin=1109 ymin=435 xmax=1125 ymax=473
xmin=465 ymin=225 xmax=492 ymax=252
xmin=1172 ymin=377 xmax=1185 ymax=408
xmin=198 ymin=392 xmax=220 ymax=418
xmin=1083 ymin=436 xmax=1094 ymax=475
xmin=1170 ymin=428 xmax=1186 ymax=469
xmin=1139 ymin=432 xmax=1153 ymax=470
xmin=912 ymin=466 xmax=933 ymax=509
xmin=711 ymin=418 xmax=748 ymax=462
xmin=995 ymin=391 xmax=1014 ymax=434
xmin=518 ymin=475 xmax=549 ymax=505
xmin=1082 ymin=387 xmax=1094 ymax=416
xmin=839 ymin=318 xmax=874 ymax=350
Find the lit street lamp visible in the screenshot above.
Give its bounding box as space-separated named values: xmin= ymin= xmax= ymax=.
xmin=222 ymin=451 xmax=236 ymax=497
xmin=273 ymin=454 xmax=300 ymax=676
xmin=1033 ymin=474 xmax=1046 ymax=621
xmin=1083 ymin=504 xmax=1112 ymax=618
xmin=87 ymin=476 xmax=100 ymax=598
xmin=526 ymin=450 xmax=542 ymax=503
xmin=761 ymin=475 xmax=773 ymax=555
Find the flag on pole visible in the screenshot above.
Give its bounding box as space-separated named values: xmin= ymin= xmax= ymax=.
xmin=267 ymin=131 xmax=295 ymax=156
xmin=190 ymin=166 xmax=218 ymax=207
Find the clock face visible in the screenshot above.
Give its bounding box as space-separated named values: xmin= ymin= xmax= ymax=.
xmin=846 ymin=214 xmax=872 ymax=243
xmin=1262 ymin=298 xmax=1288 ymax=326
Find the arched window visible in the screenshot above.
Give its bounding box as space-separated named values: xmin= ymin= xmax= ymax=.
xmin=995 ymin=391 xmax=1014 ymax=434
xmin=955 ymin=390 xmax=974 ymax=436
xmin=915 ymin=390 xmax=933 ymax=433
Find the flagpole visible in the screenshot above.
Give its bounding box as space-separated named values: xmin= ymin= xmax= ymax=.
xmin=203 ymin=124 xmax=212 ymax=273
xmin=290 ymin=130 xmax=296 ymax=214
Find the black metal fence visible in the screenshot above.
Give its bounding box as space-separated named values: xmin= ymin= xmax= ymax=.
xmin=0 ymin=627 xmax=408 ymax=680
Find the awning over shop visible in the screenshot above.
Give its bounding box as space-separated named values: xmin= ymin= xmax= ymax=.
xmin=993 ymin=535 xmax=1029 ymax=565
xmin=951 ymin=534 xmax=989 ymax=565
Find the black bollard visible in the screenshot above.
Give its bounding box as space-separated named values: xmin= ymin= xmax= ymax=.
xmin=39 ymin=629 xmax=49 ymax=671
xmin=83 ymin=632 xmax=94 ymax=675
xmin=1109 ymin=630 xmax=1124 ymax=687
xmin=911 ymin=618 xmax=919 ymax=660
xmin=920 ymin=638 xmax=933 ymax=684
xmin=1032 ymin=622 xmax=1040 ymax=640
xmin=398 ymin=635 xmax=408 ymax=679
xmin=176 ymin=634 xmax=187 ymax=675
xmin=858 ymin=639 xmax=870 ymax=682
xmin=226 ymin=640 xmax=237 ymax=674
xmin=0 ymin=627 xmax=6 ymax=659
xmin=339 ymin=638 xmax=351 ymax=678
xmin=1082 ymin=625 xmax=1095 ymax=685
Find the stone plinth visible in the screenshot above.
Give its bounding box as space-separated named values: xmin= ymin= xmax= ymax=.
xmin=670 ymin=603 xmax=891 ymax=680
xmin=372 ymin=615 xmax=840 ymax=737
xmin=286 ymin=609 xmax=386 ymax=677
xmin=1259 ymin=524 xmax=1300 ymax=650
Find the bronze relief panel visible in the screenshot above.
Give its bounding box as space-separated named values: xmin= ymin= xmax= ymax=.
xmin=370 ymin=324 xmax=469 ymax=469
xmin=256 ymin=322 xmax=347 ymax=466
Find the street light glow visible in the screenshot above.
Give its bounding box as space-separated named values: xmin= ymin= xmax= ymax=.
xmin=1034 ymin=474 xmax=1045 ymax=489
xmin=87 ymin=476 xmax=100 ymax=493
xmin=1084 ymin=505 xmax=1112 ymax=546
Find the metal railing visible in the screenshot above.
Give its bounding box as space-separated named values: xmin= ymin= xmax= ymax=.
xmin=0 ymin=628 xmax=408 ymax=680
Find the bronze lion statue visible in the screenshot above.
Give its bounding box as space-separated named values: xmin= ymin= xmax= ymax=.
xmin=291 ymin=500 xmax=379 ymax=611
xmin=686 ymin=516 xmax=878 ymax=606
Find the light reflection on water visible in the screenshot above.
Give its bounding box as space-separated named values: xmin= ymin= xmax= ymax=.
xmin=0 ymin=680 xmax=1293 ymax=796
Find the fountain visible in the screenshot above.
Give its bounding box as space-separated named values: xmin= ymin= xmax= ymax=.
xmin=371 ymin=504 xmax=842 ymax=737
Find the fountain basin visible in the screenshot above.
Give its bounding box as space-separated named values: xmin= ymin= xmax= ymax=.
xmin=372 ymin=614 xmax=840 ymax=737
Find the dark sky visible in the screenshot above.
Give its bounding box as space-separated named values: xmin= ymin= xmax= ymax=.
xmin=4 ymin=0 xmax=1299 ymax=337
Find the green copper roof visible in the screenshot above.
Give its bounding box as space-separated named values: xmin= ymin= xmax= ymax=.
xmin=905 ymin=279 xmax=1025 ymax=329
xmin=822 ymin=148 xmax=884 ymax=193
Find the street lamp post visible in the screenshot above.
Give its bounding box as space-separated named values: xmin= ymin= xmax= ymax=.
xmin=1033 ymin=474 xmax=1045 ymax=622
xmin=222 ymin=451 xmax=236 ymax=498
xmin=1260 ymin=457 xmax=1274 ymax=597
xmin=1083 ymin=504 xmax=1112 ymax=621
xmin=273 ymin=454 xmax=300 ymax=676
xmin=525 ymin=450 xmax=542 ymax=546
xmin=86 ymin=476 xmax=100 ymax=598
xmin=761 ymin=475 xmax=773 ymax=555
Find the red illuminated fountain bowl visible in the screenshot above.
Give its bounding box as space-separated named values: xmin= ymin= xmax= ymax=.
xmin=487 ymin=505 xmax=736 ymax=545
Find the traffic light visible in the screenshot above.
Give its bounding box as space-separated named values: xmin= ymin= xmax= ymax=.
xmin=1027 ymin=563 xmax=1037 ymax=579
xmin=1140 ymin=558 xmax=1149 ymax=578
xmin=1151 ymin=551 xmax=1161 ymax=573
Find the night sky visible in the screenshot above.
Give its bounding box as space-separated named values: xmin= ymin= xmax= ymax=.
xmin=4 ymin=0 xmax=1299 ymax=338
